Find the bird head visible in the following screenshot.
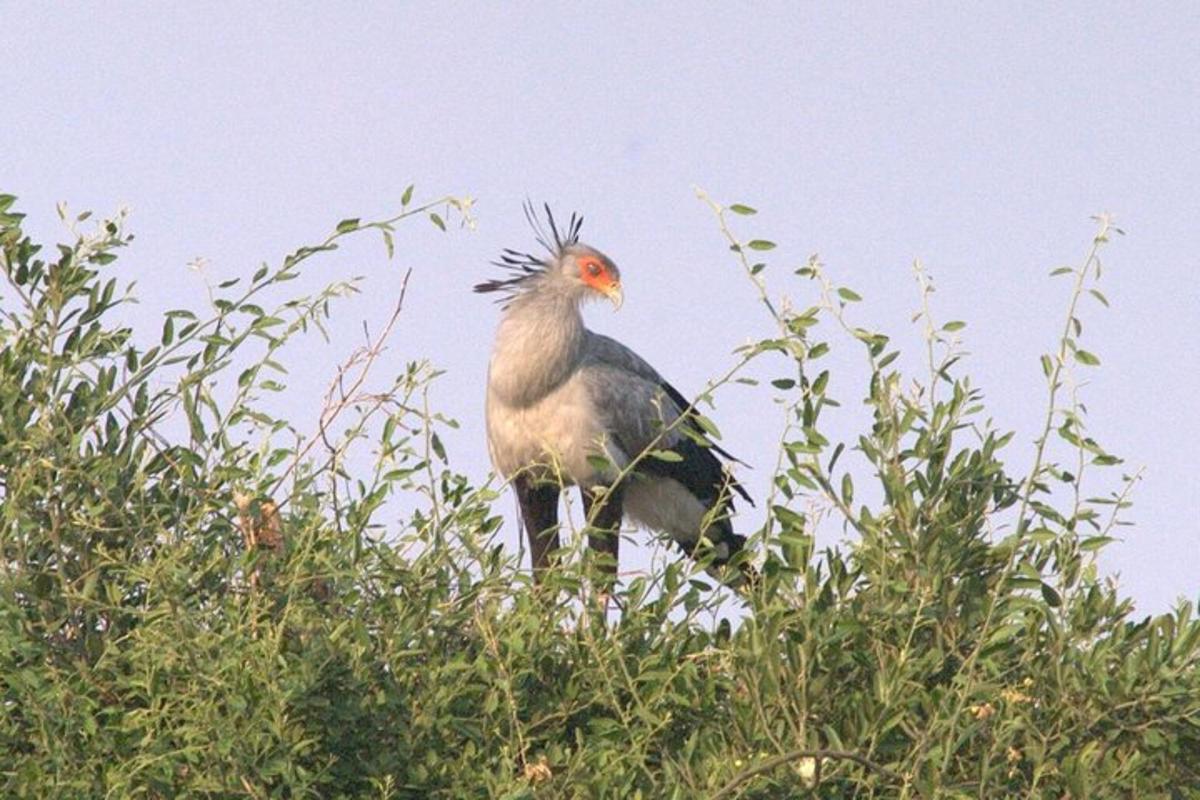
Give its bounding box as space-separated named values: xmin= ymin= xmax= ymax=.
xmin=474 ymin=202 xmax=623 ymax=310
xmin=559 ymin=245 xmax=623 ymax=309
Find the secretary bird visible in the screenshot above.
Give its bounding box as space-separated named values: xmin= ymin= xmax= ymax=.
xmin=475 ymin=204 xmax=753 ymax=586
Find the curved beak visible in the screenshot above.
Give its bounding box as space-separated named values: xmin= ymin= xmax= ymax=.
xmin=604 ymin=281 xmax=624 ymax=310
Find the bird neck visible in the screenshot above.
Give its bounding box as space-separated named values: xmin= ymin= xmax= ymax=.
xmin=489 ymin=290 xmax=585 ymax=407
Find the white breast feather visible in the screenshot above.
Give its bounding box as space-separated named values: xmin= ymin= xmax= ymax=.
xmin=487 ymin=375 xmax=628 ymax=486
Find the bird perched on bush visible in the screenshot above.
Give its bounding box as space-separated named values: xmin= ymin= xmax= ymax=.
xmin=476 ymin=204 xmax=752 ymax=586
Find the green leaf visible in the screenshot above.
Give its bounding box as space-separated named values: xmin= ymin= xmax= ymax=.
xmin=837 ymin=287 xmax=862 ymax=302
xmin=336 ymin=218 xmax=360 ymax=233
xmin=1041 ymin=582 xmax=1062 ymax=607
xmin=1009 ymin=577 xmax=1042 ymax=590
xmin=827 ymin=442 xmax=844 ymax=472
xmin=648 ymin=449 xmax=683 ymax=462
xmin=251 ymin=316 xmax=285 ymax=331
xmin=1089 ymin=288 xmax=1110 ymax=307
xmin=692 ymin=413 xmax=723 ymax=439
xmin=942 ymin=320 xmax=966 ymax=332
xmin=1050 ymin=266 xmax=1074 ymax=276
xmin=401 ymin=184 xmax=414 ymax=206
xmin=1080 ymin=536 xmax=1115 ymax=552
xmin=771 ymin=378 xmax=795 ymax=390
xmin=586 ymin=454 xmax=613 ymax=472
xmin=772 ymin=504 xmax=805 ymax=529
xmin=1028 ymin=527 xmax=1056 ymax=544
xmin=429 ymin=212 xmax=446 ymax=231
xmin=1075 ymin=349 xmax=1101 ymax=366
xmin=729 ymin=203 xmax=757 ymax=215
xmin=746 ymin=239 xmax=776 ymax=251
xmin=986 ymin=623 xmax=1024 ymax=648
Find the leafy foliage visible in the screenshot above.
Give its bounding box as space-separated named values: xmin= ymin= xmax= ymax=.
xmin=0 ymin=191 xmax=1196 ymax=798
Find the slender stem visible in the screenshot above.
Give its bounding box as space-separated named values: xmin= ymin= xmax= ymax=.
xmin=925 ymin=216 xmax=1112 ymax=778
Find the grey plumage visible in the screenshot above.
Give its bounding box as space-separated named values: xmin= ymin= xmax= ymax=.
xmin=477 ymin=204 xmax=751 ymax=584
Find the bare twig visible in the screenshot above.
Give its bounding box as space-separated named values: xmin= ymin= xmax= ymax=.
xmin=273 ymin=268 xmax=413 ymax=501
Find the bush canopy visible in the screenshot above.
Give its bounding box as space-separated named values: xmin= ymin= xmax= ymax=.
xmin=0 ymin=191 xmax=1196 ymax=798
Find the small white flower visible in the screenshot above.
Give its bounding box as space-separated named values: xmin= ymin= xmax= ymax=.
xmin=797 ymin=756 xmax=818 ymax=787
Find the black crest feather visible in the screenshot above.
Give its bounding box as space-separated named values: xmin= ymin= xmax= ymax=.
xmin=474 ymin=201 xmax=583 ymax=302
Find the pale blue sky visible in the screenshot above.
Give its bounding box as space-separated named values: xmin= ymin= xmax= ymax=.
xmin=6 ymin=3 xmax=1197 ymax=613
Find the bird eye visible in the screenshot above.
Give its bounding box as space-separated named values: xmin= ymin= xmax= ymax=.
xmin=585 ymin=260 xmax=602 ymax=277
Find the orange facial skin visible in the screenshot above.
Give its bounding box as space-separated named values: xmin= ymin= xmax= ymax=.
xmin=577 ymin=254 xmax=623 ymax=308
xmin=578 ymin=255 xmax=617 ymax=291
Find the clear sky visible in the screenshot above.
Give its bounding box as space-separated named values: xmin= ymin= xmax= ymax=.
xmin=6 ymin=3 xmax=1197 ymax=613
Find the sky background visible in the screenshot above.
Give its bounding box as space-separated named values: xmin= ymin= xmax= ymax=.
xmin=5 ymin=3 xmax=1197 ymax=614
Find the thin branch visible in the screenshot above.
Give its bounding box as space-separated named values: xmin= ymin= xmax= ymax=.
xmin=273 ymin=268 xmax=412 ymax=499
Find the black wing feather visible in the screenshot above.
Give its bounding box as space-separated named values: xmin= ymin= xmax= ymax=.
xmin=654 ymin=378 xmax=748 ymax=468
xmin=583 ymin=333 xmax=752 ymax=506
xmin=635 ymin=428 xmax=751 ymax=509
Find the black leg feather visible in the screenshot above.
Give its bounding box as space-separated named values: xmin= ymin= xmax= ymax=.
xmin=581 ymin=485 xmax=623 ymax=585
xmin=515 ymin=474 xmax=560 ymax=583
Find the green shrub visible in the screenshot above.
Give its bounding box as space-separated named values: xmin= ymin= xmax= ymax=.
xmin=0 ymin=190 xmax=1196 ymax=798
